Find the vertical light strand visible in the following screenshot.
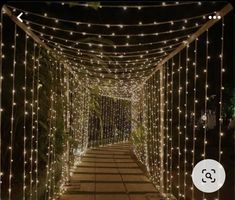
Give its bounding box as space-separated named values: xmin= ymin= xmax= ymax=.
xmin=151 ymin=77 xmax=155 ymax=179
xmin=202 ymin=30 xmax=209 ymax=200
xmin=203 ymin=30 xmax=209 ymax=159
xmin=146 ymin=82 xmax=150 ymax=172
xmin=170 ymin=58 xmax=174 ymax=197
xmin=160 ymin=67 xmax=165 ymax=193
xmin=177 ymin=52 xmax=182 ymax=199
xmin=49 ymin=62 xmax=56 ymax=199
xmin=104 ymin=97 xmax=108 ymax=144
xmin=119 ymin=99 xmax=122 ymax=143
xmin=162 ymin=66 xmax=166 ymax=194
xmin=58 ymin=63 xmax=66 ymax=197
xmin=86 ymin=88 xmax=90 ymax=148
xmin=109 ymin=97 xmax=112 ymax=144
xmin=143 ymin=83 xmax=150 ymax=173
xmin=22 ymin=34 xmax=28 ymax=200
xmin=29 ymin=42 xmax=36 ymax=200
xmin=157 ymin=75 xmax=161 ymax=186
xmin=35 ymin=47 xmax=40 ymax=200
xmin=153 ymin=74 xmax=157 ymax=186
xmin=165 ymin=61 xmax=169 ymax=199
xmin=183 ymin=45 xmax=189 ymax=199
xmin=81 ymin=90 xmax=85 ymax=149
xmin=217 ymin=18 xmax=224 ymax=200
xmin=105 ymin=96 xmax=108 ymax=144
xmin=0 ymin=11 xmax=3 ymax=199
xmin=122 ymin=100 xmax=125 ymax=142
xmin=8 ymin=24 xmax=17 ymax=200
xmin=46 ymin=106 xmax=51 ymax=199
xmin=191 ymin=39 xmax=198 ymax=200
xmin=149 ymin=80 xmax=152 ymax=177
xmin=148 ymin=79 xmax=152 ymax=176
xmin=45 ymin=89 xmax=53 ymax=200
xmin=52 ymin=63 xmax=58 ymax=198
xmin=100 ymin=96 xmax=103 ymax=145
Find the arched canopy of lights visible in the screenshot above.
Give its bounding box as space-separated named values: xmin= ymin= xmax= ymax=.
xmin=4 ymin=1 xmax=230 ymax=98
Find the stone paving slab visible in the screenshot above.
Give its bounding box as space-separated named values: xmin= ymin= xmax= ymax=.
xmin=96 ymin=194 xmax=129 ymax=200
xmin=60 ymin=194 xmax=95 ymax=200
xmin=96 ymin=183 xmax=126 ymax=192
xmin=79 ymin=162 xmax=96 ymax=167
xmin=85 ymin=154 xmax=114 ymax=158
xmin=129 ymin=194 xmax=163 ymax=200
xmin=66 ymin=183 xmax=95 ymax=192
xmin=87 ymin=151 xmax=114 ymax=155
xmin=118 ymin=168 xmax=143 ymax=174
xmin=96 ymin=167 xmax=119 ymax=173
xmin=114 ymin=159 xmax=135 ymax=163
xmin=75 ymin=167 xmax=96 ymax=173
xmin=121 ymin=175 xmax=150 ymax=182
xmin=70 ymin=174 xmax=95 ymax=182
xmin=95 ymin=162 xmax=117 ymax=167
xmin=125 ymin=183 xmax=157 ymax=193
xmin=117 ymin=163 xmax=138 ymax=168
xmin=96 ymin=174 xmax=122 ymax=182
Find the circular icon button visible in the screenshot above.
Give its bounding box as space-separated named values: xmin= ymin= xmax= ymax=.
xmin=192 ymin=159 xmax=226 ymax=193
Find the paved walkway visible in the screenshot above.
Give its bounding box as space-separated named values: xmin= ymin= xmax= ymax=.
xmin=60 ymin=143 xmax=163 ymax=200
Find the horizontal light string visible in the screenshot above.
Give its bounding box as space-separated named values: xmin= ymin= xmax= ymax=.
xmin=28 ymin=21 xmax=202 ymax=38
xmin=53 ymin=1 xmax=200 ymax=8
xmin=54 ymin=35 xmax=189 ymax=55
xmin=60 ymin=52 xmax=166 ymax=65
xmin=34 ymin=29 xmax=193 ymax=48
xmin=9 ymin=5 xmax=211 ymax=27
xmin=37 ymin=33 xmax=189 ymax=55
xmin=56 ymin=45 xmax=173 ymax=62
xmin=46 ymin=40 xmax=182 ymax=61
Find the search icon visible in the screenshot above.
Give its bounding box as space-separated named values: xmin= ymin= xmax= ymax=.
xmin=205 ymin=172 xmax=212 ymax=179
xmin=192 ymin=159 xmax=226 ymax=193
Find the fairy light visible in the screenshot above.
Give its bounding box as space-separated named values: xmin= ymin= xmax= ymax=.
xmin=29 ymin=42 xmax=36 ymax=200
xmin=160 ymin=66 xmax=165 ymax=193
xmin=155 ymin=73 xmax=159 ymax=185
xmin=0 ymin=10 xmax=3 ymax=199
xmin=191 ymin=39 xmax=198 ymax=200
xmin=45 ymin=90 xmax=52 ymax=199
xmin=52 ymin=65 xmax=58 ymax=198
xmin=177 ymin=51 xmax=182 ymax=198
xmin=149 ymin=79 xmax=154 ymax=178
xmin=151 ymin=74 xmax=155 ymax=181
xmin=143 ymin=83 xmax=150 ymax=173
xmin=34 ymin=47 xmax=40 ymax=200
xmin=170 ymin=58 xmax=174 ymax=197
xmin=48 ymin=61 xmax=58 ymax=199
xmin=165 ymin=61 xmax=170 ymax=199
xmin=8 ymin=24 xmax=17 ymax=200
xmin=22 ymin=34 xmax=28 ymax=200
xmin=201 ymin=29 xmax=209 ymax=200
xmin=183 ymin=45 xmax=189 ymax=199
xmin=203 ymin=30 xmax=209 ymax=159
xmin=217 ymin=18 xmax=224 ymax=200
